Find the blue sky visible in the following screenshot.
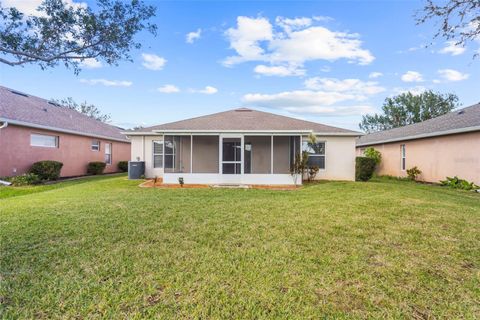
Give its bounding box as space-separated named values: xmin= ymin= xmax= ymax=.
xmin=1 ymin=0 xmax=479 ymax=131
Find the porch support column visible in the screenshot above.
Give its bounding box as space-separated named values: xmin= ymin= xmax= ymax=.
xmin=271 ymin=135 xmax=274 ymax=174
xmin=190 ymin=134 xmax=193 ymax=173
xmin=240 ymin=135 xmax=245 ymax=175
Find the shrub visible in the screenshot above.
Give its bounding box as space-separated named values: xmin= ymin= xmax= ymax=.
xmin=406 ymin=166 xmax=422 ymax=181
xmin=8 ymin=173 xmax=41 ymax=186
xmin=355 ymin=157 xmax=376 ymax=181
xmin=87 ymin=161 xmax=106 ymax=175
xmin=440 ymin=176 xmax=479 ymax=191
xmin=29 ymin=160 xmax=63 ymax=181
xmin=307 ymin=166 xmax=320 ymax=181
xmin=118 ymin=161 xmax=128 ymax=172
xmin=364 ymin=147 xmax=382 ymax=165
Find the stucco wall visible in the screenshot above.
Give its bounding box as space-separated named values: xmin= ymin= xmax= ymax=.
xmin=0 ymin=124 xmax=130 ymax=177
xmin=313 ymin=135 xmax=356 ymax=181
xmin=356 ymin=131 xmax=480 ymax=184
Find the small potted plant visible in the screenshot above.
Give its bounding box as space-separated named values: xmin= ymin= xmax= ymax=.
xmin=178 ymin=177 xmax=184 ymax=187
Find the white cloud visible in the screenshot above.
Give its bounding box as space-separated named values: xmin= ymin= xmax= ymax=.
xmin=79 ymin=58 xmax=102 ymax=69
xmin=186 ymin=29 xmax=202 ymax=44
xmin=243 ymin=76 xmax=384 ymax=116
xmin=368 ymin=72 xmax=383 ymax=79
xmin=191 ymin=86 xmax=218 ymax=94
xmin=282 ymin=105 xmax=375 ymax=116
xmin=223 ymin=16 xmax=374 ymax=75
xmin=2 ymin=0 xmax=86 ymax=16
xmin=401 ymin=71 xmax=424 ymax=83
xmin=439 ymin=41 xmax=466 ymax=56
xmin=157 ymin=84 xmax=180 ymax=93
xmin=304 ymin=77 xmax=385 ymax=95
xmin=141 ymin=53 xmax=167 ymax=71
xmin=437 ymin=69 xmax=469 ymax=82
xmin=80 ymin=79 xmax=132 ymax=87
xmin=393 ymin=86 xmax=427 ymax=96
xmin=254 ymin=64 xmax=305 ymax=77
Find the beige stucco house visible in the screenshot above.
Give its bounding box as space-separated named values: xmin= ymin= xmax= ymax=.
xmin=356 ymin=103 xmax=480 ymax=185
xmin=124 ymin=108 xmax=361 ymax=185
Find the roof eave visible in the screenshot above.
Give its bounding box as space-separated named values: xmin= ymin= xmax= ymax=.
xmin=356 ymin=125 xmax=480 ymax=147
xmin=1 ymin=117 xmax=130 ymax=143
xmin=124 ymin=129 xmax=362 ymax=136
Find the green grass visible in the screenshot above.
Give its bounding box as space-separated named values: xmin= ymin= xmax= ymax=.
xmin=1 ymin=175 xmax=479 ymax=318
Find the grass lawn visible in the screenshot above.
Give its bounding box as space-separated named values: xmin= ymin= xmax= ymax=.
xmin=1 ymin=175 xmax=479 ymax=318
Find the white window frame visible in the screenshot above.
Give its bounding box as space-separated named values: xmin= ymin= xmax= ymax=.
xmin=400 ymin=144 xmax=406 ymax=171
xmin=91 ymin=139 xmax=100 ymax=151
xmin=153 ymin=141 xmax=164 ymax=168
xmin=30 ymin=133 xmax=59 ymax=148
xmin=105 ymin=143 xmax=112 ymax=165
xmin=302 ymin=139 xmax=326 ymax=170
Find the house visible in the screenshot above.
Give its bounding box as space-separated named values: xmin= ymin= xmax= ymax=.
xmin=124 ymin=108 xmax=361 ymax=185
xmin=356 ymin=103 xmax=480 ymax=184
xmin=0 ymin=86 xmax=130 ymax=177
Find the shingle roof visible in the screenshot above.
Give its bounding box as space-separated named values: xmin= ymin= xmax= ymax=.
xmin=0 ymin=86 xmax=128 ymax=142
xmin=357 ymin=103 xmax=480 ymax=146
xmin=129 ymin=108 xmax=360 ymax=135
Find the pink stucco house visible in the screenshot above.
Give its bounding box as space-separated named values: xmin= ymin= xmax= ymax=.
xmin=356 ymin=103 xmax=480 ymax=185
xmin=0 ymin=86 xmax=130 ymax=177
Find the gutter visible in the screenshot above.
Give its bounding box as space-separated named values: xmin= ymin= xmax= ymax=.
xmin=356 ymin=125 xmax=480 ymax=147
xmin=0 ymin=117 xmax=130 ymax=143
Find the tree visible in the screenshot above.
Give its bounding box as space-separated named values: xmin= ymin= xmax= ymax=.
xmin=52 ymin=97 xmax=111 ymax=122
xmin=416 ymin=0 xmax=480 ymax=59
xmin=0 ymin=0 xmax=157 ymax=74
xmin=359 ymin=90 xmax=459 ymax=133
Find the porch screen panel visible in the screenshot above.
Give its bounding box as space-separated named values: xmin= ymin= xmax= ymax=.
xmin=164 ymin=136 xmax=190 ymax=173
xmin=192 ymin=136 xmax=219 ymax=173
xmin=244 ymin=136 xmax=271 ymax=174
xmin=273 ymin=136 xmax=290 ymax=174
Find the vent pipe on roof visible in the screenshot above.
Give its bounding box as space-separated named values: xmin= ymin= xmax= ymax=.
xmin=0 ymin=121 xmax=8 ymax=130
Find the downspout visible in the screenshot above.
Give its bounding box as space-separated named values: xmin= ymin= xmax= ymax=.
xmin=0 ymin=121 xmax=8 ymax=130
xmin=0 ymin=121 xmax=12 ymax=185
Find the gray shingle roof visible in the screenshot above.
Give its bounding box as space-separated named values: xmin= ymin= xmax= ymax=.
xmin=0 ymin=86 xmax=128 ymax=142
xmin=130 ymin=108 xmax=360 ymax=135
xmin=357 ymin=103 xmax=480 ymax=146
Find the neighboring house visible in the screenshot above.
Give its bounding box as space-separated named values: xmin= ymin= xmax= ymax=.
xmin=356 ymin=103 xmax=480 ymax=184
xmin=0 ymin=86 xmax=130 ymax=177
xmin=124 ymin=108 xmax=361 ymax=185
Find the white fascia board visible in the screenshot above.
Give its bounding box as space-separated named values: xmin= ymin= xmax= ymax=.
xmin=2 ymin=117 xmax=130 ymax=143
xmin=356 ymin=125 xmax=480 ymax=147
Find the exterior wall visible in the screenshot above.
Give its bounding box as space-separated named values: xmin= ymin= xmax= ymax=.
xmin=313 ymin=135 xmax=356 ymax=181
xmin=356 ymin=131 xmax=480 ymax=184
xmin=0 ymin=124 xmax=130 ymax=177
xmin=129 ymin=135 xmax=164 ymax=178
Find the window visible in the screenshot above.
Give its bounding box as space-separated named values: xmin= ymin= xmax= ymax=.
xmin=302 ymin=140 xmax=325 ymax=169
xmin=91 ymin=139 xmax=100 ymax=151
xmin=153 ymin=141 xmax=163 ymax=168
xmin=105 ymin=143 xmax=112 ymax=165
xmin=30 ymin=133 xmax=58 ymax=148
xmin=400 ymin=144 xmax=406 ymax=171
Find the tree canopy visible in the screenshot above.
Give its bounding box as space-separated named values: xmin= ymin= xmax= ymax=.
xmin=359 ymin=90 xmax=460 ymax=133
xmin=0 ymin=0 xmax=157 ymax=74
xmin=52 ymin=97 xmax=111 ymax=123
xmin=417 ymin=0 xmax=480 ymax=59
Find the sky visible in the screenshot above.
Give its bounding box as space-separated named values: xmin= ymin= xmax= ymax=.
xmin=1 ymin=0 xmax=479 ymax=131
